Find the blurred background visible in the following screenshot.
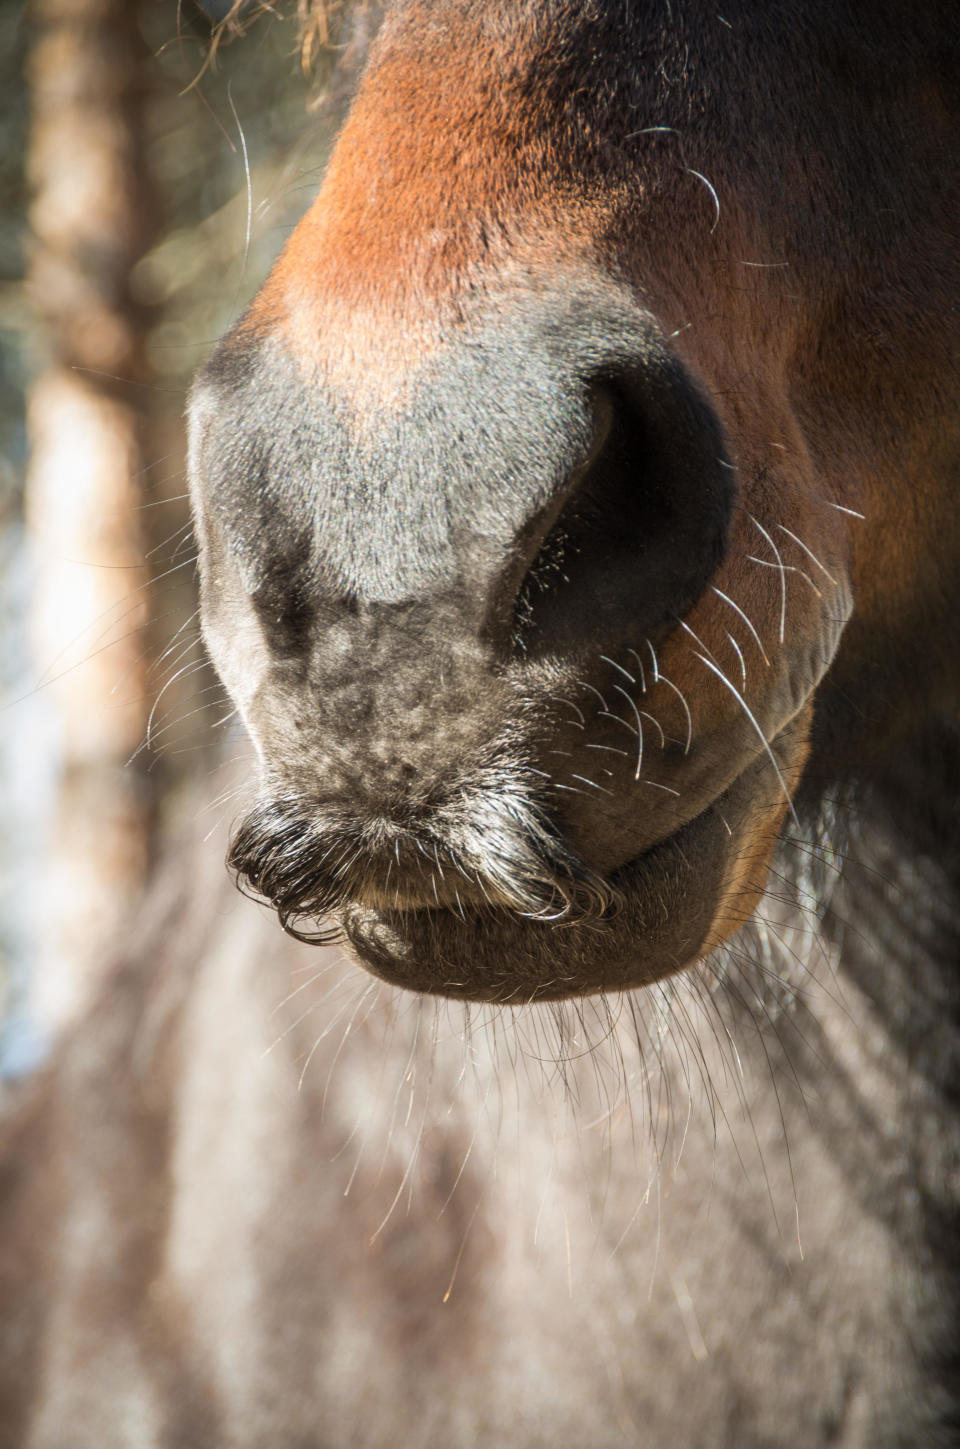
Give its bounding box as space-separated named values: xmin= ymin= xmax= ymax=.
xmin=0 ymin=0 xmax=344 ymax=1076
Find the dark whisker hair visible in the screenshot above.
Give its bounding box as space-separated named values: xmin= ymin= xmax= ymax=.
xmin=228 ymin=773 xmax=621 ymax=946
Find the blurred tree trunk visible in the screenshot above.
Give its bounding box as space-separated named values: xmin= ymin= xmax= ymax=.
xmin=25 ymin=0 xmax=156 ymax=1037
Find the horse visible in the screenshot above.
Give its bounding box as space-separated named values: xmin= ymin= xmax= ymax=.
xmin=2 ymin=2 xmax=959 ymax=1444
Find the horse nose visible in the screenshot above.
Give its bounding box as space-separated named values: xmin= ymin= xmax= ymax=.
xmin=191 ymin=296 xmax=737 ymax=856
xmin=190 ymin=296 xmax=747 ymax=950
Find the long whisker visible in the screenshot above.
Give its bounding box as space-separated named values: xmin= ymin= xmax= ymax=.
xmin=711 ymin=586 xmax=771 ymax=667
xmin=613 ymin=684 xmax=645 ymax=779
xmin=690 ymin=652 xmax=800 ymax=827
xmin=746 ymin=514 xmax=788 ymax=644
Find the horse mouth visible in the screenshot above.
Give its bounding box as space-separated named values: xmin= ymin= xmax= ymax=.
xmin=334 ymin=718 xmax=807 ymax=1003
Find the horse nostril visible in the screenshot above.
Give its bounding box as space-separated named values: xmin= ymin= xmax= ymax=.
xmin=510 ymin=361 xmax=734 ymax=658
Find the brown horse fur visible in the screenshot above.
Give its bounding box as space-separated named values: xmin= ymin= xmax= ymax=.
xmin=2 ymin=3 xmax=960 ymax=1444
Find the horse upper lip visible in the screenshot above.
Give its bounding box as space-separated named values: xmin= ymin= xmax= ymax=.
xmin=227 ymin=773 xmax=620 ymax=937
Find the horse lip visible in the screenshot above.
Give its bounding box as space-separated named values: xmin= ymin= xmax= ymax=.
xmin=336 ymin=811 xmax=720 ymax=1002
xmin=335 ymin=713 xmax=809 ymax=1003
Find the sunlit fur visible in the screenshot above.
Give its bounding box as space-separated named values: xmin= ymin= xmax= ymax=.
xmin=1 ymin=3 xmax=958 ymax=1446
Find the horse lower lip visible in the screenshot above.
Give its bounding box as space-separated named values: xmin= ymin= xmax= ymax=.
xmin=338 ymin=819 xmax=719 ymax=1001
xmin=338 ymin=813 xmax=721 ymax=1002
xmin=336 ymin=723 xmax=805 ymax=1004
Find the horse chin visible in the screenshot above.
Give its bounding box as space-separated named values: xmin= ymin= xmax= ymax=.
xmin=338 ymin=720 xmax=808 ymax=1003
